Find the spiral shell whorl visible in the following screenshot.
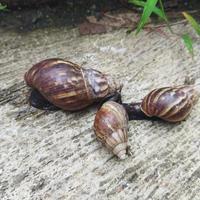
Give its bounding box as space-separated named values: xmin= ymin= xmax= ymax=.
xmin=141 ymin=85 xmax=199 ymax=122
xmin=24 ymin=58 xmax=63 ymax=87
xmin=94 ymin=101 xmax=128 ymax=159
xmin=84 ymin=69 xmax=111 ymax=100
xmin=24 ymin=58 xmax=120 ymax=111
xmin=25 ymin=59 xmax=92 ymax=110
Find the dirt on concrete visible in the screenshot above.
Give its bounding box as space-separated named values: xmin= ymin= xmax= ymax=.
xmin=0 ymin=0 xmax=125 ymax=31
xmin=1 ymin=0 xmax=199 ymax=32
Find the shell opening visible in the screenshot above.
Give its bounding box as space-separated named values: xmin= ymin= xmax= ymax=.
xmin=112 ymin=142 xmax=127 ymax=160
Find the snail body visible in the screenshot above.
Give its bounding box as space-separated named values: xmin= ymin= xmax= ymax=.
xmin=123 ymin=85 xmax=199 ymax=122
xmin=25 ymin=58 xmax=121 ymax=111
xmin=94 ymin=101 xmax=129 ymax=159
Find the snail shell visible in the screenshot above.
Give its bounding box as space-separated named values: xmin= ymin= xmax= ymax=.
xmin=24 ymin=58 xmax=121 ymax=111
xmin=93 ymin=101 xmax=129 ymax=159
xmin=141 ymin=85 xmax=199 ymax=122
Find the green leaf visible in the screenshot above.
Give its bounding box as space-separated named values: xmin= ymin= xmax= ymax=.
xmin=134 ymin=0 xmax=159 ymax=34
xmin=158 ymin=0 xmax=167 ymax=21
xmin=183 ymin=12 xmax=200 ymax=36
xmin=158 ymin=0 xmax=173 ymax=33
xmin=0 ymin=3 xmax=7 ymax=11
xmin=129 ymin=0 xmax=166 ymax=20
xmin=182 ymin=34 xmax=194 ymax=56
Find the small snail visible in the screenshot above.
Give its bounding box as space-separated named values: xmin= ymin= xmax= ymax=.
xmin=24 ymin=58 xmax=122 ymax=111
xmin=123 ymin=85 xmax=199 ymax=122
xmin=94 ymin=101 xmax=129 ymax=159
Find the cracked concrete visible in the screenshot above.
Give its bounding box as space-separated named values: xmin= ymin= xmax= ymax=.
xmin=0 ymin=23 xmax=200 ymax=200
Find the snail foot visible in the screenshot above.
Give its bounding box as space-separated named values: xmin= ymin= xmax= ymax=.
xmin=29 ymin=89 xmax=60 ymax=111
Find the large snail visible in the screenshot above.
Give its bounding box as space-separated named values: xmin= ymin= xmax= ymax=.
xmin=123 ymin=85 xmax=199 ymax=122
xmin=24 ymin=58 xmax=122 ymax=111
xmin=94 ymin=101 xmax=129 ymax=159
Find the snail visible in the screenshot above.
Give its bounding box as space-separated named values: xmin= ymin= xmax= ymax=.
xmin=24 ymin=58 xmax=122 ymax=111
xmin=93 ymin=101 xmax=129 ymax=159
xmin=123 ymin=85 xmax=199 ymax=122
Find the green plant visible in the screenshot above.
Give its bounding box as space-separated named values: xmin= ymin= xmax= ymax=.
xmin=129 ymin=0 xmax=200 ymax=56
xmin=0 ymin=3 xmax=8 ymax=11
xmin=129 ymin=0 xmax=164 ymax=19
xmin=182 ymin=34 xmax=194 ymax=56
xmin=183 ymin=12 xmax=200 ymax=36
xmin=134 ymin=0 xmax=159 ymax=34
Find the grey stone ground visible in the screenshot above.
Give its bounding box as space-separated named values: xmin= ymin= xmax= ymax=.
xmin=0 ymin=24 xmax=200 ymax=200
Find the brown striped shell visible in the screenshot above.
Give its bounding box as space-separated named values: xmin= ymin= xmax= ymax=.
xmin=24 ymin=58 xmax=121 ymax=111
xmin=141 ymin=85 xmax=199 ymax=122
xmin=93 ymin=101 xmax=129 ymax=159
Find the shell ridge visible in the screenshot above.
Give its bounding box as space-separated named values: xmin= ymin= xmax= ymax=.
xmin=143 ymin=88 xmax=158 ymax=116
xmin=161 ymin=94 xmax=190 ymax=119
xmin=105 ymin=102 xmax=127 ymax=126
xmin=158 ymin=88 xmax=188 ymax=117
xmin=153 ymin=87 xmax=173 ymax=115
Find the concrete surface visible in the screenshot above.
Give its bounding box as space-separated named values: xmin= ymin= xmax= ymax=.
xmin=0 ymin=24 xmax=200 ymax=200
